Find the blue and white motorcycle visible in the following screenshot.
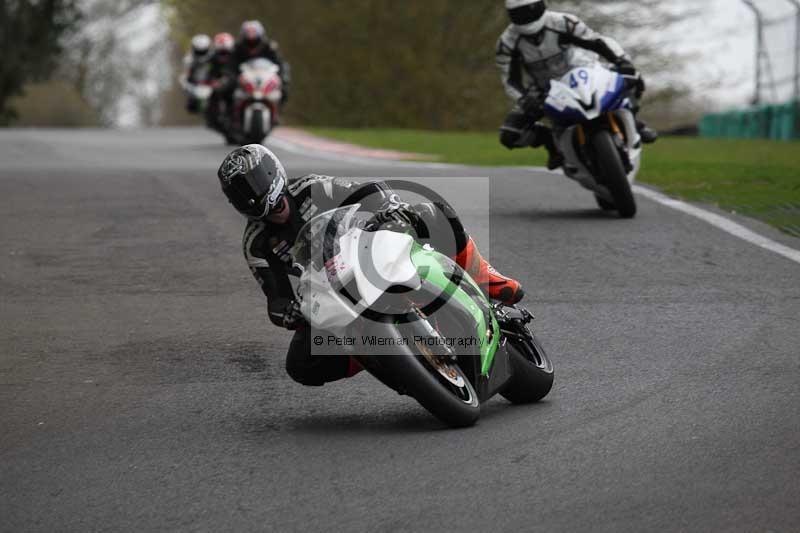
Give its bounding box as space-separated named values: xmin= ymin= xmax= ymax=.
xmin=544 ymin=64 xmax=642 ymax=218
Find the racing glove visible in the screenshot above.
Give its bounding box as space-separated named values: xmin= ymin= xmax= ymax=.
xmin=370 ymin=195 xmax=421 ymax=229
xmin=518 ymin=86 xmax=548 ymax=120
xmin=613 ymin=60 xmax=645 ymax=97
xmin=614 ymin=59 xmax=638 ymax=76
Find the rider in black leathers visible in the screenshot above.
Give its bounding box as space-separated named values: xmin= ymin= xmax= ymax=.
xmin=206 ymin=32 xmax=237 ymax=139
xmin=230 ymin=20 xmax=290 ymax=105
xmin=217 ymin=145 xmax=524 ymax=386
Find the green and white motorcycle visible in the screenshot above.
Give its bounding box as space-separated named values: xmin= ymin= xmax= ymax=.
xmin=291 ymin=204 xmax=554 ymax=428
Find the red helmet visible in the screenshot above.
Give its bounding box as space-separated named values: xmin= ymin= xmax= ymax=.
xmin=213 ymin=32 xmax=235 ymax=63
xmin=213 ymin=32 xmax=235 ymax=53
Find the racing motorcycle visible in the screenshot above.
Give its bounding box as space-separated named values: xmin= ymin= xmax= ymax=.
xmin=183 ymin=82 xmax=213 ymax=113
xmin=544 ymin=64 xmax=643 ymax=218
xmin=291 ymin=204 xmax=554 ymax=428
xmin=179 ymin=62 xmax=213 ymax=114
xmin=230 ymin=58 xmax=283 ymax=145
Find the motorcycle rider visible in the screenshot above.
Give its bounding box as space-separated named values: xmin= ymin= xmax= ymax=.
xmin=179 ymin=34 xmax=213 ymax=114
xmin=206 ymin=32 xmax=237 ymax=138
xmin=496 ymin=0 xmax=658 ymax=170
xmin=231 ymin=20 xmax=290 ymax=105
xmin=217 ymin=144 xmax=524 ymax=386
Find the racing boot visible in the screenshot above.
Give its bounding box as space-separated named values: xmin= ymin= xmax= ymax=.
xmin=636 ymin=120 xmax=658 ymax=144
xmin=454 ymin=237 xmax=524 ymax=305
xmin=541 ymin=131 xmax=564 ymax=170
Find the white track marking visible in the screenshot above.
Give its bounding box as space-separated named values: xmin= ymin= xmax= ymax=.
xmin=267 ymin=136 xmax=800 ymax=266
xmin=633 ymin=185 xmax=800 ymax=265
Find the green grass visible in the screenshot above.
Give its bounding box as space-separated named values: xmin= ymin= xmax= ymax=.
xmin=309 ymin=128 xmax=800 ymax=237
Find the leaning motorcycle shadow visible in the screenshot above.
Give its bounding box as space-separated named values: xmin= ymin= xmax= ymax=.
xmin=496 ymin=208 xmax=622 ymax=221
xmin=275 ymin=397 xmax=552 ymax=434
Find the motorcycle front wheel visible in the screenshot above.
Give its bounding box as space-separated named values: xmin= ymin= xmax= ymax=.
xmin=361 ymin=315 xmax=480 ymax=428
xmin=243 ymin=109 xmax=267 ymax=145
xmin=376 ymin=350 xmax=480 ymax=428
xmin=591 ymin=129 xmax=637 ymax=218
xmin=594 ymin=194 xmax=615 ymax=211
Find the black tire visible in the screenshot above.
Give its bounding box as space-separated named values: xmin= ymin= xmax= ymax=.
xmin=591 ymin=130 xmax=636 ymax=218
xmin=500 ymin=332 xmax=554 ymax=404
xmin=358 ymin=307 xmax=481 ymax=428
xmin=375 ymin=349 xmax=480 ymax=428
xmin=595 ymin=194 xmax=615 ymax=211
xmin=245 ymin=109 xmax=266 ymax=145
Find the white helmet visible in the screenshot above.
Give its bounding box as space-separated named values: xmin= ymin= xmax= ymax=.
xmin=190 ymin=34 xmax=212 ymax=58
xmin=505 ymin=0 xmax=547 ymax=35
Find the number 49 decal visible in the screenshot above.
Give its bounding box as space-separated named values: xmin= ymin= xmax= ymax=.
xmin=569 ymin=69 xmax=589 ymax=88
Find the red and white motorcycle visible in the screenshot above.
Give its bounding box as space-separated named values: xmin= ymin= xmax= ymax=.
xmin=232 ymin=58 xmax=283 ymax=145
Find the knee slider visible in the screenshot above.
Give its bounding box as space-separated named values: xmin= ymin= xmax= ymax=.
xmin=285 ymin=358 xmax=325 ymax=387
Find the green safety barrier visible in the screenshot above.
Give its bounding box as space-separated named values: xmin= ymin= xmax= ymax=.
xmin=699 ymin=101 xmax=799 ymax=141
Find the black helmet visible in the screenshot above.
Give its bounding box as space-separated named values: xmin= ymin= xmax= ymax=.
xmin=506 ymin=0 xmax=547 ymax=35
xmin=218 ymin=144 xmax=287 ymax=219
xmin=240 ymin=20 xmax=266 ymax=50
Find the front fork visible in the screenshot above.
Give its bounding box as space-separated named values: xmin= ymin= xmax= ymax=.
xmin=573 ymin=112 xmax=633 ymax=175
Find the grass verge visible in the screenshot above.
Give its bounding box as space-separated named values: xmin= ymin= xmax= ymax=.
xmin=309 ymin=127 xmax=800 ymax=238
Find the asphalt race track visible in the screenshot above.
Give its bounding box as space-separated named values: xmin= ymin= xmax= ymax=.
xmin=1 ymin=128 xmax=798 ymax=532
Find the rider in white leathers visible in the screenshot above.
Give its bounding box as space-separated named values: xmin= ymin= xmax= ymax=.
xmin=496 ymin=0 xmax=657 ymax=170
xmin=179 ymin=34 xmax=213 ymax=113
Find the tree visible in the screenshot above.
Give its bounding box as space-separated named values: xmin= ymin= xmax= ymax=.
xmin=162 ymin=0 xmax=697 ymax=130
xmin=0 ymin=0 xmax=81 ymax=125
xmin=59 ymin=0 xmax=167 ymax=126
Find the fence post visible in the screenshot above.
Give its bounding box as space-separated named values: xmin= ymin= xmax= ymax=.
xmin=741 ymin=1 xmax=765 ymax=104
xmin=786 ymin=0 xmax=800 ymax=103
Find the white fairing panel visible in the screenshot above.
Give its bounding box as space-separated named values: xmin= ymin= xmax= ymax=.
xmin=545 ymin=64 xmax=618 ymax=122
xmin=298 ymin=261 xmax=360 ymax=330
xmin=298 ymin=229 xmax=421 ymax=331
xmin=345 ymin=230 xmax=421 ymax=307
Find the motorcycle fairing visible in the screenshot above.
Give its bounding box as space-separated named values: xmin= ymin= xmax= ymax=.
xmin=544 ymin=64 xmax=625 ymax=124
xmin=297 ymin=226 xmax=502 ymax=379
xmin=409 ymin=243 xmax=501 ymax=376
xmin=341 ymin=229 xmax=421 ymax=307
xmin=234 ymin=58 xmax=282 ymax=139
xmin=298 ymin=228 xmax=421 ymax=330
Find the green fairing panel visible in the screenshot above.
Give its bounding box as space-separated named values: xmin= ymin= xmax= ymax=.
xmin=409 ymin=242 xmax=500 ymax=375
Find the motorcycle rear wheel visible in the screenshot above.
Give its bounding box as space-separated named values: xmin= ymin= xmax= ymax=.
xmin=591 ymin=130 xmax=637 ymax=218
